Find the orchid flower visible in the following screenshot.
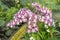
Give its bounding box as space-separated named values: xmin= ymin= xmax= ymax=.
xmin=7 ymin=2 xmax=55 ymax=33
xmin=7 ymin=8 xmax=38 ymax=33
xmin=32 ymin=2 xmax=55 ymax=27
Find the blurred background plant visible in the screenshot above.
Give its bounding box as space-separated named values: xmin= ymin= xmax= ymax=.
xmin=0 ymin=0 xmax=60 ymax=40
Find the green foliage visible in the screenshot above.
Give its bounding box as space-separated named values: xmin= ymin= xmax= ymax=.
xmin=46 ymin=4 xmax=60 ymax=10
xmin=5 ymin=7 xmax=18 ymax=22
xmin=0 ymin=1 xmax=9 ymax=10
xmin=57 ymin=0 xmax=60 ymax=5
xmin=40 ymin=0 xmax=57 ymax=4
xmin=25 ymin=21 xmax=60 ymax=40
xmin=39 ymin=0 xmax=60 ymax=10
xmin=0 ymin=18 xmax=6 ymax=28
xmin=5 ymin=29 xmax=12 ymax=36
xmin=47 ymin=37 xmax=60 ymax=40
xmin=0 ymin=0 xmax=60 ymax=40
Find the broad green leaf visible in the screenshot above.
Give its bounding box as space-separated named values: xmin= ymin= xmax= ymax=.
xmin=10 ymin=24 xmax=27 ymax=40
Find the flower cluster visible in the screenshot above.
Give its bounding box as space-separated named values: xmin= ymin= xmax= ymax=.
xmin=27 ymin=13 xmax=38 ymax=33
xmin=32 ymin=2 xmax=55 ymax=26
xmin=7 ymin=2 xmax=55 ymax=33
xmin=7 ymin=8 xmax=38 ymax=33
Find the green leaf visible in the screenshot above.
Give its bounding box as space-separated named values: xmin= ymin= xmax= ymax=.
xmin=40 ymin=0 xmax=57 ymax=4
xmin=47 ymin=37 xmax=60 ymax=40
xmin=46 ymin=4 xmax=60 ymax=10
xmin=0 ymin=18 xmax=5 ymax=27
xmin=39 ymin=0 xmax=60 ymax=10
xmin=20 ymin=0 xmax=27 ymax=5
xmin=0 ymin=1 xmax=9 ymax=10
xmin=5 ymin=29 xmax=12 ymax=36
